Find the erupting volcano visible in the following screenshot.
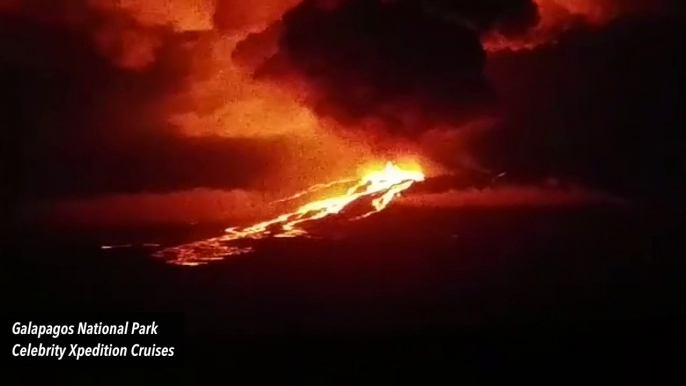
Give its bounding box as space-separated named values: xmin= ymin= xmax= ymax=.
xmin=154 ymin=162 xmax=425 ymax=266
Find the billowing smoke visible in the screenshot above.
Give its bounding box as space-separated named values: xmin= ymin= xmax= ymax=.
xmin=252 ymin=0 xmax=541 ymax=137
xmin=2 ymin=0 xmax=314 ymax=205
xmin=484 ymin=0 xmax=670 ymax=51
xmin=0 ymin=0 xmax=212 ymax=70
xmin=243 ymin=0 xmax=672 ymax=144
xmin=2 ymin=0 xmax=679 ymax=226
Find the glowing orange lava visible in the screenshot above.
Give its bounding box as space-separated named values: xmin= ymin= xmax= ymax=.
xmin=154 ymin=162 xmax=425 ymax=266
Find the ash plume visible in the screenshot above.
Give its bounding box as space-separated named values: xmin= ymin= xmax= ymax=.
xmin=2 ymin=0 xmax=680 ymax=225
xmin=253 ymin=0 xmax=543 ymax=137
xmin=243 ymin=0 xmax=673 ymax=144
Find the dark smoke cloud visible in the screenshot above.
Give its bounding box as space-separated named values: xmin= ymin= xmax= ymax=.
xmin=245 ymin=0 xmax=678 ymax=142
xmin=252 ymin=0 xmax=545 ymax=137
xmin=418 ymin=0 xmax=539 ymax=33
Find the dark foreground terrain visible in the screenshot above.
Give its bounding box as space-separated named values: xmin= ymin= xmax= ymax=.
xmin=3 ymin=204 xmax=685 ymax=380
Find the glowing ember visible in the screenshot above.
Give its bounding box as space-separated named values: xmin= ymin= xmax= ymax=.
xmin=153 ymin=162 xmax=425 ymax=266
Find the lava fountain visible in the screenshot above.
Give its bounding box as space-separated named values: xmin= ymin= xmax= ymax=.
xmin=154 ymin=162 xmax=425 ymax=266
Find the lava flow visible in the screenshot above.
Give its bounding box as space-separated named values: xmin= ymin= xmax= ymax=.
xmin=154 ymin=162 xmax=425 ymax=266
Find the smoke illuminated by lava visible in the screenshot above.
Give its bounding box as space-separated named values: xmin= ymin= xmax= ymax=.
xmin=5 ymin=0 xmax=675 ymax=227
xmin=153 ymin=162 xmax=424 ymax=266
xmin=483 ymin=0 xmax=666 ymax=52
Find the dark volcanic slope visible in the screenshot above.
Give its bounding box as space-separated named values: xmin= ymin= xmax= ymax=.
xmin=4 ymin=204 xmax=684 ymax=376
